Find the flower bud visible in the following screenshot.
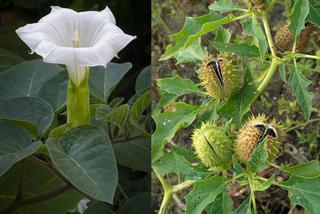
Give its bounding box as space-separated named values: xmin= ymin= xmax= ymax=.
xmin=235 ymin=115 xmax=281 ymax=163
xmin=199 ymin=54 xmax=243 ymax=101
xmin=192 ymin=122 xmax=234 ymax=169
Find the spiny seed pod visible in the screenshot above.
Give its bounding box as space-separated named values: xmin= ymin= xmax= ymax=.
xmin=199 ymin=54 xmax=243 ymax=101
xmin=275 ymin=21 xmax=317 ymax=53
xmin=235 ymin=115 xmax=282 ymax=163
xmin=192 ymin=122 xmax=234 ymax=169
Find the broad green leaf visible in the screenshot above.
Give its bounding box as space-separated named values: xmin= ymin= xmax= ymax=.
xmin=47 ymin=125 xmax=117 ymax=203
xmin=160 ymin=11 xmax=237 ymax=60
xmin=232 ymin=156 xmax=245 ymax=175
xmin=252 ymin=14 xmax=268 ymax=60
xmin=89 ymin=62 xmax=132 ymax=101
xmin=213 ymin=42 xmax=260 ymax=57
xmin=289 ymin=0 xmax=310 ymax=40
xmin=158 ymin=75 xmax=204 ymax=96
xmin=0 ymin=97 xmax=54 ymax=136
xmin=209 ymin=0 xmax=241 ymax=12
xmin=185 ymin=176 xmax=227 ymax=214
xmin=113 ymin=138 xmax=150 ymax=172
xmin=0 ymin=60 xmax=62 ymax=99
xmin=279 ymin=63 xmax=286 ymax=83
xmin=129 ymin=91 xmax=151 ymax=136
xmin=281 ymin=175 xmax=320 ymax=214
xmin=152 ymin=146 xmax=210 ymax=180
xmin=0 ymin=159 xmax=83 ymax=213
xmin=205 ymin=192 xmax=233 ymax=214
xmin=119 ymin=192 xmax=151 ymax=214
xmin=152 ymin=103 xmax=200 ymax=161
xmin=175 ymin=39 xmax=208 ymax=64
xmin=307 ymin=2 xmax=320 ymax=27
xmin=214 ymin=27 xmax=231 ymax=43
xmin=283 ymin=160 xmax=320 ymax=179
xmin=84 ymin=202 xmax=115 ymax=214
xmin=233 ymin=197 xmax=252 ymax=214
xmin=288 ymin=65 xmax=313 ymax=119
xmin=39 ymin=71 xmax=68 ymax=111
xmin=0 ymin=120 xmax=40 ymax=176
xmin=99 ymin=104 xmax=129 ymax=130
xmin=218 ymin=67 xmax=257 ymax=127
xmin=248 ymin=139 xmax=268 ymax=173
xmin=135 ymin=66 xmax=151 ymax=93
xmin=252 ymin=175 xmax=274 ymax=191
xmin=0 ymin=48 xmax=23 ymax=72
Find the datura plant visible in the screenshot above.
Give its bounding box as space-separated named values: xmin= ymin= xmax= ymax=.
xmin=152 ymin=0 xmax=320 ymax=214
xmin=0 ymin=5 xmax=150 ymax=213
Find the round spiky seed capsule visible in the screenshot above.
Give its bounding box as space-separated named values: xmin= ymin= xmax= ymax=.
xmin=275 ymin=21 xmax=317 ymax=53
xmin=199 ymin=54 xmax=243 ymax=101
xmin=235 ymin=115 xmax=282 ymax=163
xmin=192 ymin=122 xmax=234 ymax=169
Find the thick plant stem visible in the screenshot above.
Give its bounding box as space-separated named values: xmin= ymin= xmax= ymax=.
xmin=253 ymin=14 xmax=280 ymax=102
xmin=155 ymin=170 xmax=172 ymax=214
xmin=172 ymin=180 xmax=195 ymax=193
xmin=67 ymin=70 xmax=90 ymax=126
xmin=249 ymin=181 xmax=257 ymax=214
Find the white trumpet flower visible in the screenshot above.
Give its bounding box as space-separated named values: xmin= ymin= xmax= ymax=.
xmin=16 ymin=6 xmax=135 ymax=86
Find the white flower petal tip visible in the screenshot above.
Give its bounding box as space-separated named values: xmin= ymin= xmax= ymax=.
xmin=16 ymin=5 xmax=135 ymax=82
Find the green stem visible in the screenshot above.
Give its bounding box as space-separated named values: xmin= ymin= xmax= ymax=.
xmin=249 ymin=181 xmax=257 ymax=214
xmin=252 ymin=14 xmax=280 ymax=102
xmin=294 ymin=53 xmax=320 ymax=60
xmin=154 ymin=170 xmax=172 ymax=214
xmin=172 ymin=180 xmax=195 ymax=193
xmin=67 ymin=70 xmax=90 ymax=127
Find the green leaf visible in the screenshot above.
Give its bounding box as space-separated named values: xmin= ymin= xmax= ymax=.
xmin=281 ymin=175 xmax=320 ymax=214
xmin=158 ymin=75 xmax=204 ymax=96
xmin=153 ymin=146 xmax=210 ymax=180
xmin=213 ymin=42 xmax=260 ymax=57
xmin=119 ymin=192 xmax=151 ymax=214
xmin=39 ymin=71 xmax=68 ymax=111
xmin=251 ymin=14 xmax=268 ymax=60
xmin=289 ymin=0 xmax=310 ymax=40
xmin=99 ymin=104 xmax=130 ymax=131
xmin=175 ymin=39 xmax=208 ymax=64
xmin=0 ymin=97 xmax=54 ymax=136
xmin=185 ymin=176 xmax=227 ymax=214
xmin=232 ymin=156 xmax=245 ymax=175
xmin=47 ymin=125 xmax=118 ymax=203
xmin=205 ymin=192 xmax=233 ymax=214
xmin=129 ymin=91 xmax=151 ymax=135
xmin=0 ymin=60 xmax=63 ymax=100
xmin=113 ymin=138 xmax=150 ymax=172
xmin=152 ymin=103 xmax=200 ymax=161
xmin=279 ymin=63 xmax=287 ymax=83
xmin=252 ymin=175 xmax=274 ymax=191
xmin=218 ymin=67 xmax=257 ymax=127
xmin=0 ymin=159 xmax=83 ymax=213
xmin=283 ymin=160 xmax=320 ymax=179
xmin=0 ymin=48 xmax=23 ymax=72
xmin=0 ymin=120 xmax=40 ymax=176
xmin=233 ymin=197 xmax=252 ymax=214
xmin=248 ymin=139 xmax=268 ymax=173
xmin=209 ymin=0 xmax=241 ymax=12
xmin=84 ymin=202 xmax=115 ymax=214
xmin=214 ymin=27 xmax=231 ymax=43
xmin=89 ymin=62 xmax=132 ymax=101
xmin=160 ymin=11 xmax=237 ymax=60
xmin=288 ymin=65 xmax=313 ymax=119
xmin=307 ymin=2 xmax=320 ymax=27
xmin=135 ymin=66 xmax=151 ymax=93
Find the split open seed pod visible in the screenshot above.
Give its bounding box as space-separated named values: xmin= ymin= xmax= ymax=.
xmin=235 ymin=115 xmax=282 ymax=163
xmin=199 ymin=54 xmax=243 ymax=101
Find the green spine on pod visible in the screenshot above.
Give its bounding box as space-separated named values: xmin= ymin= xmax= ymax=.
xmin=192 ymin=122 xmax=234 ymax=169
